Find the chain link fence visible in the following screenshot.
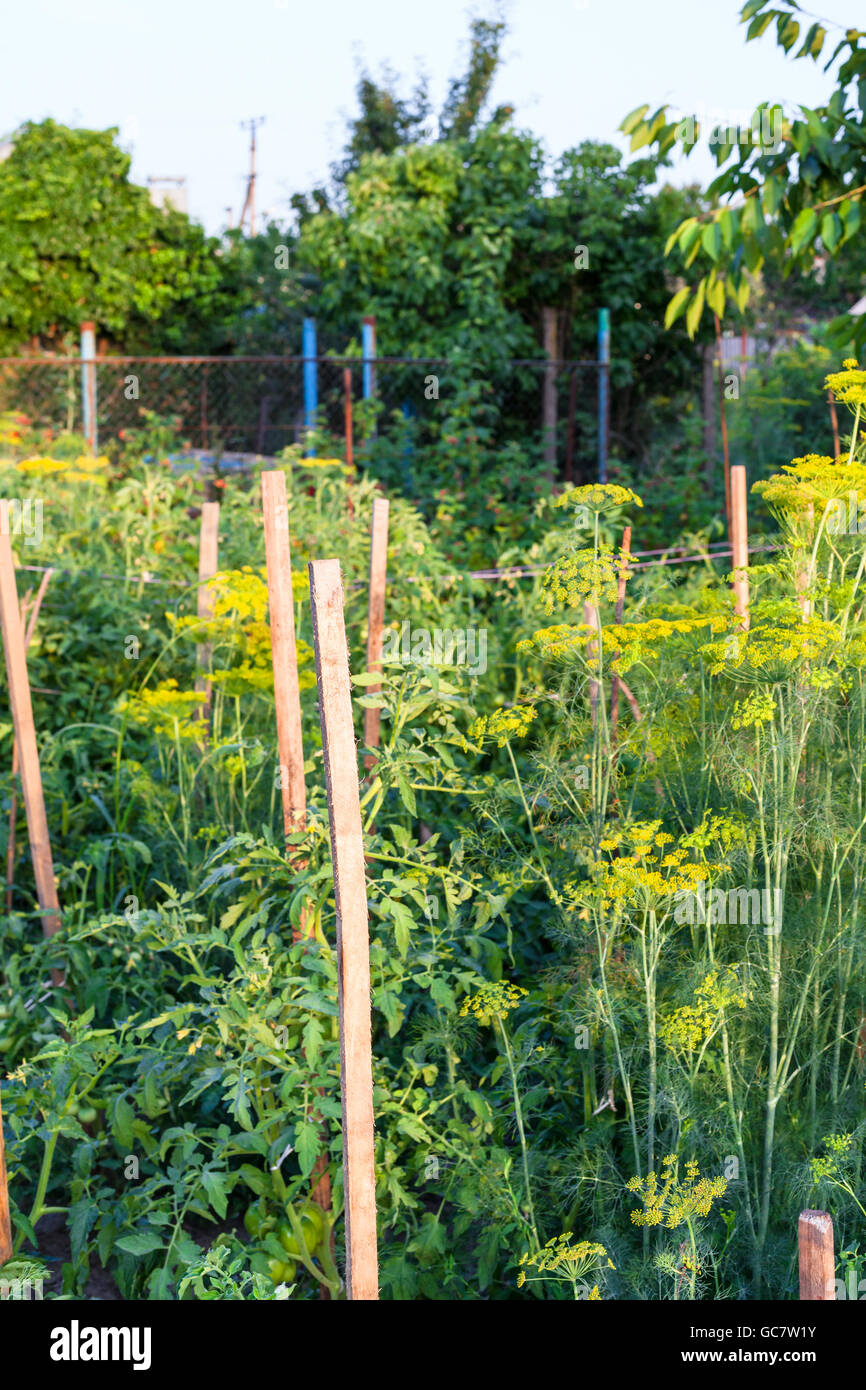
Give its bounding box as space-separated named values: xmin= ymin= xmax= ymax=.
xmin=0 ymin=354 xmax=605 ymax=481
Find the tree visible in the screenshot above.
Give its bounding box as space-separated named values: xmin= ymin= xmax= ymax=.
xmin=622 ymin=2 xmax=866 ymax=348
xmin=0 ymin=120 xmax=227 ymax=354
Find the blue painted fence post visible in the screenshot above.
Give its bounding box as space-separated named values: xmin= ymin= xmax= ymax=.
xmin=80 ymin=321 xmax=97 ymax=454
xmin=303 ymin=317 xmax=317 ymax=457
xmin=362 ymin=316 xmax=377 ymax=422
xmin=597 ymin=307 xmax=610 ymax=484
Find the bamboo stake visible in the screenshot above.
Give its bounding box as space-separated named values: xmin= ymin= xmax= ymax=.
xmin=363 ymin=498 xmax=389 ymax=772
xmin=261 ymin=471 xmax=306 ymax=835
xmin=730 ymin=464 xmax=750 ymax=629
xmin=0 ymin=506 xmax=62 ymax=960
xmin=798 ymin=1209 xmax=835 ymax=1300
xmin=7 ymin=568 xmax=52 ymax=912
xmin=0 ymin=1084 xmax=11 ymax=1265
xmin=194 ymin=501 xmax=220 ymax=724
xmin=308 ymin=558 xmax=378 ymax=1302
xmin=610 ymin=526 xmax=632 ymax=746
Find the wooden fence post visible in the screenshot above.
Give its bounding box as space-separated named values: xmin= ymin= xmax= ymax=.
xmin=0 ymin=505 xmax=62 ymax=960
xmin=195 ymin=501 xmax=219 ymax=724
xmin=363 ymin=497 xmax=389 ymax=771
xmin=308 ymin=558 xmax=379 ymax=1301
xmin=261 ymin=471 xmax=306 ymax=835
xmin=799 ymin=1209 xmax=836 ymax=1300
xmin=730 ymin=464 xmax=750 ymax=630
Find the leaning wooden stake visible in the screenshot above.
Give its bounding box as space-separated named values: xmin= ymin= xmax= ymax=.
xmin=0 ymin=505 xmax=62 ymax=960
xmin=730 ymin=464 xmax=750 ymax=630
xmin=309 ymin=558 xmax=379 ymax=1301
xmin=194 ymin=501 xmax=219 ymax=726
xmin=261 ymin=471 xmax=306 ymax=835
xmin=798 ymin=1209 xmax=835 ymax=1300
xmin=7 ymin=568 xmax=52 ymax=912
xmin=363 ymin=497 xmax=389 ymax=771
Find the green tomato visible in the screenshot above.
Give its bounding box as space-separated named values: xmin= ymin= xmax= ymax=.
xmin=0 ymin=1005 xmax=12 ymax=1020
xmin=0 ymin=1036 xmax=15 ymax=1053
xmin=279 ymin=1214 xmax=318 ymax=1257
xmin=77 ymin=1106 xmax=98 ymax=1125
xmin=267 ymin=1257 xmax=296 ymax=1284
xmin=244 ymin=1200 xmax=274 ymax=1239
xmin=298 ymin=1201 xmax=326 ymax=1244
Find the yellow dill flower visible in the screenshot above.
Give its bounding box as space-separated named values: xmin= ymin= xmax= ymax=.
xmin=540 ymin=547 xmax=619 ymax=612
xmin=555 ymin=483 xmax=643 ymax=513
xmin=465 ymin=704 xmax=536 ymax=748
xmin=825 ymin=360 xmax=866 ymax=409
xmin=459 ymin=979 xmax=528 ymax=1024
xmin=628 ymin=1156 xmax=727 ymax=1229
xmin=121 ymin=678 xmax=205 ymax=741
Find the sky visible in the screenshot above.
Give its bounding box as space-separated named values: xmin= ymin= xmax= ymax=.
xmin=0 ymin=0 xmax=855 ymax=232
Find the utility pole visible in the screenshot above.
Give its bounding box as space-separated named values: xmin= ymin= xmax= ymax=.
xmin=239 ymin=117 xmax=265 ymax=235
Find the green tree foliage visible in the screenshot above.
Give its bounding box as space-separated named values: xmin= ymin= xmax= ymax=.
xmin=0 ymin=120 xmax=227 ymax=354
xmin=623 ymin=2 xmax=866 ymax=346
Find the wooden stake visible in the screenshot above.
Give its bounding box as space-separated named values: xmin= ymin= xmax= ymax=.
xmin=261 ymin=471 xmax=306 ymax=835
xmin=195 ymin=501 xmax=219 ymax=723
xmin=796 ymin=502 xmax=815 ymax=621
xmin=610 ymin=526 xmax=632 ymax=746
xmin=309 ymin=558 xmax=378 ymax=1302
xmin=0 ymin=1083 xmax=11 ymax=1265
xmin=798 ymin=1209 xmax=835 ymax=1300
xmin=363 ymin=498 xmax=389 ymax=771
xmin=584 ymin=601 xmax=600 ymax=727
xmin=344 ymin=367 xmax=354 ymax=474
xmin=7 ymin=568 xmax=52 ymax=913
xmin=730 ymin=464 xmax=750 ymax=630
xmin=0 ymin=507 xmax=62 ymax=955
xmin=829 ymin=390 xmax=841 ymax=462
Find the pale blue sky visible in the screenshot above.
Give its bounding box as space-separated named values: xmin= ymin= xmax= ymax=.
xmin=0 ymin=0 xmax=854 ymax=232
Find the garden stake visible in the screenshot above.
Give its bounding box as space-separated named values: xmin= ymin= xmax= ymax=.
xmin=363 ymin=497 xmax=389 ymax=772
xmin=261 ymin=472 xmax=330 ymax=1243
xmin=730 ymin=464 xmax=750 ymax=629
xmin=0 ymin=1084 xmax=10 ymax=1265
xmin=344 ymin=366 xmax=355 ymax=508
xmin=194 ymin=501 xmax=219 ymax=726
xmin=829 ymin=389 xmax=841 ymax=462
xmin=0 ymin=506 xmax=62 ymax=975
xmin=261 ymin=471 xmax=307 ymax=836
xmin=610 ymin=525 xmax=632 ymax=748
xmin=309 ymin=558 xmax=379 ymax=1301
xmin=583 ymin=601 xmax=600 ymax=728
xmin=796 ymin=502 xmax=815 ymax=621
xmin=798 ymin=1210 xmax=835 ymax=1300
xmin=6 ymin=567 xmax=52 ymax=913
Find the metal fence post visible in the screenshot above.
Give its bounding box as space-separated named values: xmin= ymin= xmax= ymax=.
xmin=597 ymin=308 xmax=610 ymax=484
xmin=80 ymin=321 xmax=97 ymax=454
xmin=303 ymin=317 xmax=317 ymax=457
